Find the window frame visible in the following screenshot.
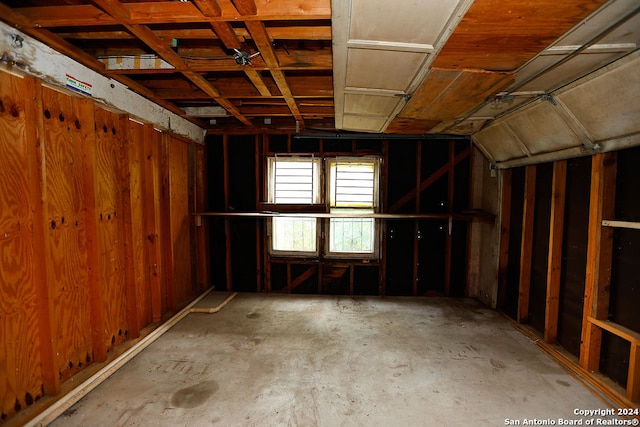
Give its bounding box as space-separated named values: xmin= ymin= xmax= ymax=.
xmin=266 ymin=154 xmax=382 ymax=260
xmin=323 ymin=156 xmax=381 ymax=259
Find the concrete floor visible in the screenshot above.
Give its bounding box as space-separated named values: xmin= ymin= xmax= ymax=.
xmin=48 ymin=293 xmax=618 ymax=427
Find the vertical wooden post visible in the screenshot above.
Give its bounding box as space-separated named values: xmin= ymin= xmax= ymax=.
xmin=413 ymin=141 xmax=421 ymax=296
xmin=518 ymin=165 xmax=536 ymax=323
xmin=580 ymin=153 xmax=616 ymax=371
xmin=544 ymin=160 xmax=567 ymax=342
xmin=444 ymin=140 xmax=455 ymax=296
xmin=286 ymin=263 xmax=292 ymax=293
xmin=628 ymin=343 xmax=640 ymax=402
xmin=25 ymin=77 xmax=60 ymax=394
xmin=119 ymin=115 xmax=140 ymax=338
xmin=223 ymin=135 xmax=233 ymax=291
xmin=497 ymin=168 xmax=513 ymax=308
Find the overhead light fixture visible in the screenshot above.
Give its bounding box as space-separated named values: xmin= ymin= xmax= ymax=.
xmin=233 ymin=49 xmax=260 ymax=65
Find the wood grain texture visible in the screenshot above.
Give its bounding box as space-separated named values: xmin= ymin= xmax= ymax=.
xmin=433 ymin=0 xmax=609 ymax=70
xmin=169 ymin=137 xmax=194 ymax=308
xmin=93 ymin=108 xmax=129 ymax=353
xmin=518 ymin=165 xmax=536 ymax=323
xmin=146 ymin=127 xmax=165 ymax=319
xmin=41 ymin=87 xmax=94 ymax=382
xmin=580 ymin=153 xmax=617 ymax=371
xmin=390 ymin=68 xmax=514 ymax=134
xmin=0 ymin=72 xmax=45 ymax=419
xmin=127 ymin=121 xmax=153 ymax=328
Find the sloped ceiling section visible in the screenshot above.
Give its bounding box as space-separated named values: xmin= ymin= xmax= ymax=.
xmin=474 ymin=48 xmax=640 ymax=168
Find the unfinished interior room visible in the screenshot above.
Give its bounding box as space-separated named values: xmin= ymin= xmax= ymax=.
xmin=0 ymin=0 xmax=639 ymax=425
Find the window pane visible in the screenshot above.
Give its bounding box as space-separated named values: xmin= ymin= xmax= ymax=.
xmin=329 ymin=214 xmax=375 ymax=253
xmin=272 ymin=217 xmax=317 ymax=252
xmin=270 ymin=158 xmax=319 ymax=204
xmin=329 ymin=159 xmax=377 ymax=208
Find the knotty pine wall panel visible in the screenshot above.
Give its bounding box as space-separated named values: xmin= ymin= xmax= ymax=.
xmin=169 ymin=137 xmax=194 ymax=308
xmin=93 ymin=108 xmax=129 ymax=352
xmin=0 ymin=73 xmax=45 ymax=420
xmin=41 ymin=87 xmax=95 ymax=382
xmin=127 ymin=121 xmax=153 ymax=329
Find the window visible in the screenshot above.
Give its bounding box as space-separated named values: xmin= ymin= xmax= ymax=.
xmin=267 ymin=156 xmax=380 ymax=258
xmin=267 ymin=157 xmax=320 ymax=256
xmin=326 ymin=158 xmax=379 ymax=257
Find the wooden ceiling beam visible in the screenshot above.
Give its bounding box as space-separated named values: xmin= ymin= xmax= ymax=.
xmin=57 ymin=26 xmax=331 ymax=41
xmin=16 ymin=1 xmax=331 ymax=27
xmin=244 ymin=70 xmax=272 ymax=97
xmin=231 ymin=0 xmax=258 ymax=15
xmin=237 ymin=5 xmax=304 ymax=123
xmin=0 ymin=3 xmax=206 ymax=126
xmin=192 ymin=0 xmax=222 ymax=17
xmin=92 ymin=0 xmax=252 ymax=127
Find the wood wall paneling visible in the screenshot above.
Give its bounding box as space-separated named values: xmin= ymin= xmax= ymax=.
xmin=144 ymin=126 xmax=164 ymax=321
xmin=127 ymin=120 xmax=153 ymax=329
xmin=0 ymin=72 xmax=46 ymax=419
xmin=93 ymin=107 xmax=129 ymax=353
xmin=119 ymin=115 xmax=140 ymax=339
xmin=168 ymin=137 xmax=194 ymax=308
xmin=41 ymin=87 xmax=95 ymax=381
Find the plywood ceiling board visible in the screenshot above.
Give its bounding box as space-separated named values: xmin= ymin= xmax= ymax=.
xmin=504 ymin=101 xmax=582 ymax=155
xmin=414 ymin=68 xmax=515 ymax=122
xmin=433 ymin=0 xmax=610 ymax=70
xmin=345 ymin=49 xmax=426 ymax=91
xmin=385 ymin=118 xmax=442 ymax=134
xmin=557 ymin=51 xmax=640 ymax=142
xmin=398 ymin=68 xmax=462 ymax=119
xmin=349 ymin=0 xmax=464 ymax=44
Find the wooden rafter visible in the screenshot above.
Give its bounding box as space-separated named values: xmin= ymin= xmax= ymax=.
xmin=233 ymin=0 xmax=304 ymax=124
xmin=0 ymin=3 xmax=205 ymax=126
xmin=193 ymin=1 xmax=271 ymax=100
xmin=92 ymin=0 xmax=252 ymax=127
